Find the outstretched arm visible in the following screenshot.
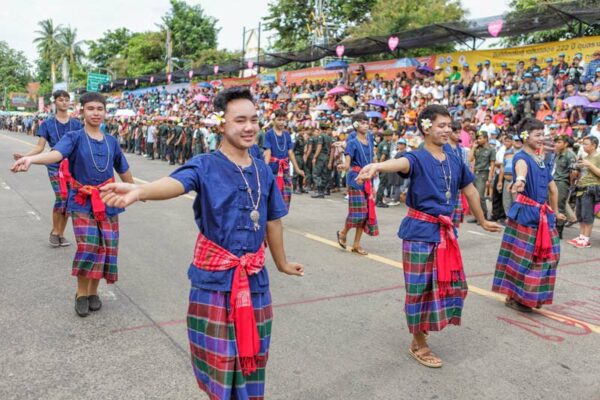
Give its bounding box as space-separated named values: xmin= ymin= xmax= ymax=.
xmin=355 ymin=156 xmax=410 ymax=183
xmin=266 ymin=219 xmax=304 ymax=276
xmin=13 ymin=137 xmax=47 ymax=160
xmin=10 ymin=150 xmax=63 ymax=172
xmin=100 ymin=177 xmax=185 ymax=208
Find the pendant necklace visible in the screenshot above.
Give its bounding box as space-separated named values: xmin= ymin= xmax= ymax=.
xmin=274 ymin=130 xmax=287 ymax=153
xmin=438 ymin=155 xmax=452 ymax=203
xmin=228 ymin=153 xmax=262 ymax=231
xmin=84 ymin=130 xmax=111 ymax=173
xmin=54 ymin=117 xmax=72 ymax=140
xmin=526 ymin=150 xmax=545 ymax=168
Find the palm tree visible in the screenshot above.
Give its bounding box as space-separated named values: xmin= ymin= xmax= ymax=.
xmin=33 ymin=19 xmax=62 ymax=85
xmin=58 ymin=26 xmax=85 ymax=66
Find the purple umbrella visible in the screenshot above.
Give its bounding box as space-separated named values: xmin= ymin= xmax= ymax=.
xmin=584 ymin=101 xmax=600 ymax=110
xmin=416 ymin=64 xmax=434 ymax=77
xmin=563 ymin=95 xmax=590 ymax=107
xmin=368 ymin=99 xmax=388 ymax=108
xmin=365 ymin=111 xmax=383 ymax=119
xmin=315 ymin=103 xmax=333 ymax=111
xmin=328 ymin=86 xmax=350 ymax=96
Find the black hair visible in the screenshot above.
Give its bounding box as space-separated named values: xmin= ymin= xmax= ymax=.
xmin=80 ymin=92 xmax=106 ymax=107
xmin=52 ymin=90 xmax=70 ymax=101
xmin=451 ymin=121 xmax=462 ymax=132
xmin=213 ymin=86 xmax=254 ymax=113
xmin=273 ymin=109 xmax=287 ymax=118
xmin=584 ymin=135 xmax=599 ymax=148
xmin=515 ymin=117 xmax=544 ymax=134
xmin=416 ymin=104 xmax=451 ymax=133
xmin=351 ymin=112 xmax=368 ymax=122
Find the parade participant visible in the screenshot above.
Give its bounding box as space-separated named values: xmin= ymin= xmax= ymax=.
xmin=304 ymin=125 xmax=318 ymax=191
xmin=337 ymin=112 xmax=379 ymax=255
xmin=263 ymin=109 xmax=304 ymax=209
xmin=311 ymin=121 xmax=333 ymax=198
xmin=568 ymin=136 xmax=600 ymax=248
xmin=553 ymin=135 xmax=577 ymax=239
xmin=99 ymin=86 xmax=303 ymax=399
xmin=12 ymin=90 xmax=83 ymax=247
xmin=11 ymin=92 xmax=133 ymax=317
xmin=468 ymin=130 xmax=496 ymax=222
xmin=356 ymin=105 xmax=501 ymax=367
xmin=492 ymin=118 xmax=565 ymax=312
xmin=497 ymin=135 xmax=518 ymax=217
xmin=292 ymin=123 xmax=307 ymax=194
xmin=375 ymin=130 xmax=393 ymax=208
xmin=446 ymin=121 xmax=468 ymax=227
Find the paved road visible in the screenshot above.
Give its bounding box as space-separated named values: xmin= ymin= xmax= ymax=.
xmin=1 ymin=130 xmax=599 ymax=400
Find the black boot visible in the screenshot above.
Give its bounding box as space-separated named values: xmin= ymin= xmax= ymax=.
xmin=311 ymin=190 xmax=325 ymax=198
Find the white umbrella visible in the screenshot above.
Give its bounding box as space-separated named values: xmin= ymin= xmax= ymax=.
xmin=115 ymin=109 xmax=136 ymax=117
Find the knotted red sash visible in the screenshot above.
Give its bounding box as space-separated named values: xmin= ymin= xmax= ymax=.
xmin=407 ymin=208 xmax=465 ymax=296
xmin=57 ymin=159 xmax=72 ymax=198
xmin=192 ymin=232 xmax=265 ymax=376
xmin=270 ymin=156 xmax=289 ymax=193
xmin=71 ymin=177 xmax=115 ymax=221
xmin=515 ymin=194 xmax=554 ymax=259
xmin=352 ymin=166 xmax=377 ymax=225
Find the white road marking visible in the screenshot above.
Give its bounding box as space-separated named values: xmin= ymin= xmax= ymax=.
xmin=26 ymin=211 xmax=41 ymax=221
xmin=1 ymin=182 xmax=10 ymax=190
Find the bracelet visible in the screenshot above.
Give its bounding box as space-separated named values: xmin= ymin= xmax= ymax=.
xmin=516 ymin=176 xmax=526 ymax=182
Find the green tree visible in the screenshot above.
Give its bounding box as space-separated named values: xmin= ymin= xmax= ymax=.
xmin=87 ymin=28 xmax=133 ymax=68
xmin=501 ymin=0 xmax=600 ymax=46
xmin=33 ymin=19 xmax=62 ymax=85
xmin=263 ymin=0 xmax=376 ymax=51
xmin=58 ymin=26 xmax=85 ymax=66
xmin=0 ymin=41 xmax=32 ymax=95
xmin=162 ymin=0 xmax=219 ymax=59
xmin=124 ymin=32 xmax=166 ymax=76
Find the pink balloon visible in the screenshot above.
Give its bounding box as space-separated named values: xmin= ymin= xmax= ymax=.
xmin=134 ymin=79 xmax=138 ymax=86
xmin=247 ymin=60 xmax=254 ymax=69
xmin=214 ymin=65 xmax=219 ymax=74
xmin=388 ymin=36 xmax=399 ymax=52
xmin=336 ymin=45 xmax=345 ymax=58
xmin=124 ymin=79 xmax=128 ymax=86
xmin=150 ymin=76 xmax=154 ymax=84
xmin=188 ymin=70 xmax=194 ymax=79
xmin=488 ymin=19 xmax=503 ymax=37
xmin=167 ymin=73 xmax=172 ymax=83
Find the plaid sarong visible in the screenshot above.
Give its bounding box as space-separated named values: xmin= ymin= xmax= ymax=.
xmin=71 ymin=211 xmax=119 ymax=283
xmin=47 ymin=165 xmax=68 ymax=215
xmin=281 ymin=172 xmax=292 ymax=210
xmin=188 ymin=287 xmax=272 ymax=400
xmin=451 ymin=192 xmax=464 ymax=227
xmin=345 ymin=187 xmax=379 ymax=236
xmin=492 ymin=218 xmax=560 ymax=308
xmin=402 ymin=240 xmax=468 ymax=333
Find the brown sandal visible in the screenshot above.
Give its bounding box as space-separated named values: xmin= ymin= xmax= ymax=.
xmin=350 ymin=247 xmax=368 ymax=255
xmin=505 ymin=297 xmax=532 ymax=313
xmin=336 ymin=231 xmax=347 ymax=249
xmin=409 ymin=344 xmax=443 ymax=368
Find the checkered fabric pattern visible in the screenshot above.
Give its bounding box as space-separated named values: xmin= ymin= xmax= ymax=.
xmin=402 ymin=240 xmax=468 ymax=333
xmin=281 ymin=173 xmax=292 ymax=210
xmin=451 ymin=192 xmax=464 ymax=227
xmin=71 ymin=211 xmax=119 ymax=283
xmin=492 ymin=218 xmax=560 ymax=308
xmin=47 ymin=165 xmax=68 ymax=215
xmin=344 ymin=187 xmax=379 ymax=236
xmin=187 ymin=287 xmax=272 ymax=400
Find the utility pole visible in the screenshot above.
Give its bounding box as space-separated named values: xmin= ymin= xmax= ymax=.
xmin=166 ymin=27 xmax=173 ymax=74
xmin=257 ymin=22 xmax=261 ymax=74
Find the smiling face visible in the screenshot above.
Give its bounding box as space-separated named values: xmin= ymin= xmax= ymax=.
xmin=524 ymin=128 xmax=545 ymax=152
xmin=218 ymin=98 xmax=259 ymax=150
xmin=82 ymin=101 xmax=106 ymax=128
xmin=423 ymin=114 xmax=452 ymax=146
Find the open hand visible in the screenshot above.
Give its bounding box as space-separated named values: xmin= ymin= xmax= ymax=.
xmin=355 ymin=163 xmax=379 ymax=184
xmin=13 ymin=153 xmax=23 ymax=161
xmin=10 ymin=157 xmax=31 ymax=173
xmin=480 ymin=220 xmax=503 ymax=233
xmin=278 ymin=262 xmax=304 ymax=276
xmin=100 ymin=182 xmax=140 ymax=208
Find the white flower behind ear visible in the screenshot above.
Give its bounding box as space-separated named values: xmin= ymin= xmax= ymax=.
xmin=520 ymin=130 xmax=529 ymax=141
xmin=210 ymin=111 xmax=226 ymax=125
xmin=420 ymin=118 xmax=432 ymax=131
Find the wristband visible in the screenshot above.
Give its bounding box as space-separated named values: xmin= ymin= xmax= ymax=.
xmin=516 ymin=176 xmax=526 ymax=182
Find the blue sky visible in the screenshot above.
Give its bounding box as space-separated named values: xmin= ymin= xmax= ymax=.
xmin=1 ymin=0 xmax=511 ymax=64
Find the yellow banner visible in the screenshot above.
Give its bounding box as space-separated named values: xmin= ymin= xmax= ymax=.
xmin=434 ymin=36 xmax=600 ymax=76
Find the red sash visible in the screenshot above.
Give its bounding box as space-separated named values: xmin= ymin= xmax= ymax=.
xmin=515 ymin=194 xmax=554 ymax=259
xmin=192 ymin=232 xmax=265 ymax=376
xmin=57 ymin=159 xmax=72 ymax=198
xmin=351 ymin=166 xmax=377 ymax=225
xmin=407 ymin=208 xmax=464 ymax=296
xmin=270 ymin=156 xmax=289 ymax=193
xmin=71 ymin=177 xmax=115 ymax=221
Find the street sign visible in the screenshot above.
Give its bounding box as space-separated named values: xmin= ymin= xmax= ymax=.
xmin=86 ymin=72 xmax=111 ymax=92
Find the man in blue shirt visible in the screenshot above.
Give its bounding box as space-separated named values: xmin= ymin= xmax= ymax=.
xmin=12 ymin=90 xmax=82 ymax=247
xmin=584 ymin=50 xmax=600 ymax=83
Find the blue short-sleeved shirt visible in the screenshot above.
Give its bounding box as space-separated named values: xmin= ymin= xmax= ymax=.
xmin=264 ymin=129 xmax=293 ymax=175
xmin=249 ymin=144 xmax=264 ymax=161
xmin=398 ymin=148 xmax=475 ymax=242
xmin=53 ymin=129 xmax=130 ymax=216
xmin=170 ymin=151 xmax=288 ymax=293
xmin=37 ymin=117 xmax=83 ymax=168
xmin=345 ymin=137 xmax=374 ymax=190
xmin=507 ymin=151 xmax=555 ymax=228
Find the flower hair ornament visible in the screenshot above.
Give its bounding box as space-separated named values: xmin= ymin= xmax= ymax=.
xmin=520 ymin=130 xmax=529 ymax=140
xmin=210 ymin=111 xmax=226 ymax=125
xmin=420 ymin=118 xmax=432 ymax=131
